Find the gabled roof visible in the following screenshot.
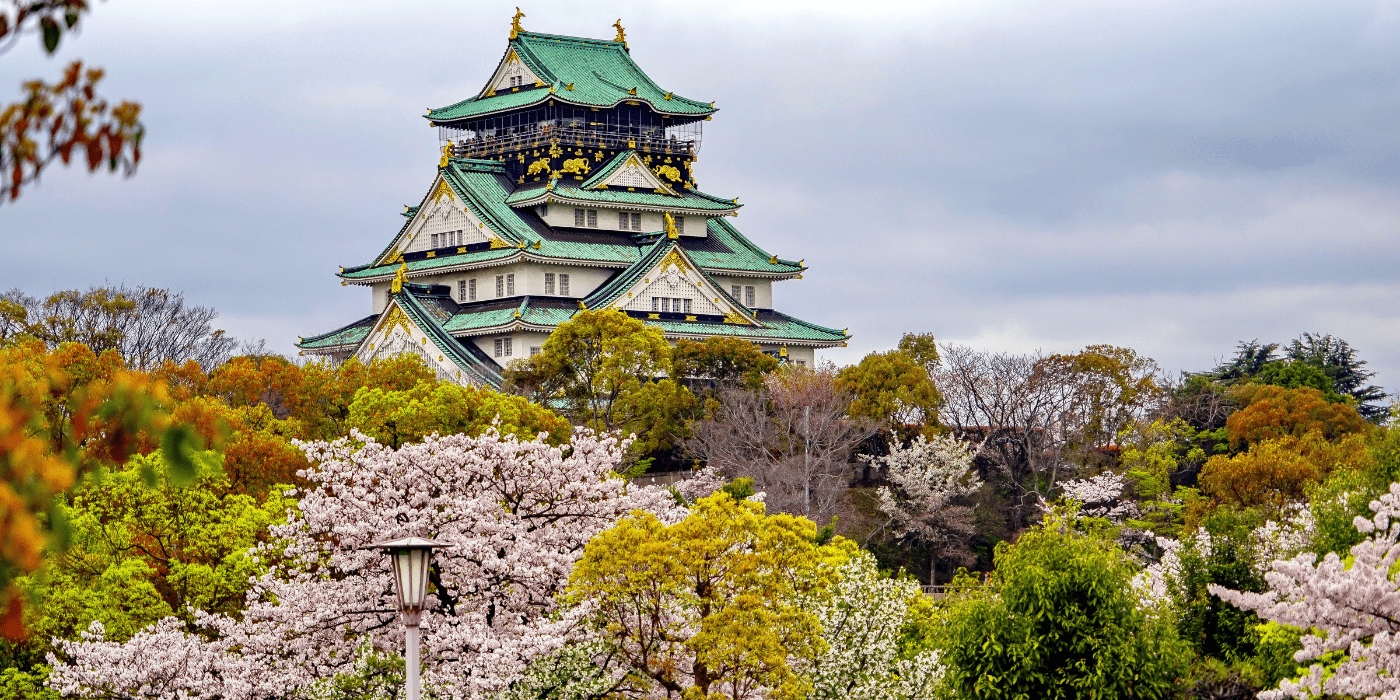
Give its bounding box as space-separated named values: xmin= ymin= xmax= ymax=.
xmin=298 ymin=314 xmax=378 ymax=352
xmin=581 ymin=236 xmax=762 ymax=326
xmin=649 ymin=310 xmax=850 ymax=346
xmin=339 ymin=160 xmax=798 ymax=283
xmin=426 ymin=30 xmax=716 ymax=124
xmin=579 ymin=150 xmax=678 ymax=194
xmin=393 ymin=286 xmax=506 ymax=387
xmin=300 ymin=282 xmax=504 ymax=387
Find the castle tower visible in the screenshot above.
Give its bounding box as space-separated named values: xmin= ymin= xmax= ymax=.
xmin=297 ymin=14 xmax=849 ymax=385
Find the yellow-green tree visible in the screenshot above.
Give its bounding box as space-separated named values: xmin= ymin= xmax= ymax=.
xmin=504 ymin=309 xmax=695 ymax=455
xmin=836 ymin=350 xmax=940 ymax=435
xmin=568 ymin=493 xmax=852 ymax=700
xmin=346 ymin=381 xmax=571 ymax=448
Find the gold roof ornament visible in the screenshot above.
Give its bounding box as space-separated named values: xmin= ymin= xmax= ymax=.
xmin=439 ymin=142 xmax=454 ymax=168
xmin=510 ymin=7 xmax=525 ymax=39
xmin=779 ymin=346 xmax=788 ymax=357
xmin=391 ymin=263 xmax=408 ymax=294
xmin=663 ymin=212 xmax=679 ymax=239
xmin=613 ymin=19 xmax=626 ymax=46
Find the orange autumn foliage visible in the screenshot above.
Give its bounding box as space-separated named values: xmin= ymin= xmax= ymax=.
xmin=1226 ymin=386 xmax=1369 ymax=450
xmin=0 ymin=340 xmax=201 ymax=637
xmin=1200 ymin=431 xmax=1373 ymax=510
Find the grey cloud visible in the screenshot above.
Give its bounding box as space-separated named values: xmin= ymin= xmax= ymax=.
xmin=0 ymin=0 xmax=1395 ymax=394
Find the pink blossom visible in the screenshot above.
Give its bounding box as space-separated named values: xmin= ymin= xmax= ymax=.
xmin=51 ymin=428 xmax=683 ymax=700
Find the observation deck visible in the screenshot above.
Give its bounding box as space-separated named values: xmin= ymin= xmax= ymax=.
xmin=443 ymin=122 xmax=702 ymax=162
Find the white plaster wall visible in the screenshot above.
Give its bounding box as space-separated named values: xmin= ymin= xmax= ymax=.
xmin=533 ymin=204 xmax=706 ymax=237
xmin=471 ymin=331 xmax=551 ymax=364
xmin=622 ymin=268 xmax=723 ymax=315
xmin=710 ymin=276 xmax=773 ymax=309
xmin=371 ymin=282 xmax=390 ymax=313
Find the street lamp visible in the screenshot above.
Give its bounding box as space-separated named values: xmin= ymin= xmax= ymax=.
xmin=369 ymin=536 xmax=449 ymax=700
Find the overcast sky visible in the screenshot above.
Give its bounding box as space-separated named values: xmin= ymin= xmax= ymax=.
xmin=2 ymin=0 xmax=1397 ymax=395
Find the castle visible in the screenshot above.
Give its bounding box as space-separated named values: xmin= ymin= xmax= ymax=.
xmin=297 ymin=12 xmax=849 ymax=386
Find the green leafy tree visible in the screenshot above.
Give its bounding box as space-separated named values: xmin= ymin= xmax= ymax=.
xmin=836 ymin=350 xmax=940 ymax=435
xmin=896 ymin=332 xmax=940 ymax=375
xmin=346 ymin=381 xmax=571 ymax=448
xmin=938 ymin=509 xmax=1189 ymax=699
xmin=671 ymin=336 xmax=779 ymax=393
xmin=567 ymin=493 xmax=853 ymax=700
xmin=504 ymin=309 xmax=695 ymax=455
xmin=22 ymin=449 xmax=292 ymax=651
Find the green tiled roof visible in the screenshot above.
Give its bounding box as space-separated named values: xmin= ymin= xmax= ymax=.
xmin=342 ymin=160 xmax=797 ymax=282
xmin=442 ymin=298 xmax=578 ymax=334
xmin=579 ymin=149 xmax=642 ymax=189
xmin=426 ymin=31 xmax=716 ymax=123
xmin=579 ymin=236 xmax=764 ymax=326
xmin=298 ymin=315 xmax=377 ymax=350
xmin=506 ymin=181 xmax=738 ymax=212
xmin=689 ymin=218 xmax=804 ymax=274
xmin=653 ymin=310 xmax=850 ymax=345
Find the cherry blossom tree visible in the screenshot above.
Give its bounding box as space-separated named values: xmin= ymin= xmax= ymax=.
xmin=1059 ymin=472 xmax=1138 ymax=522
xmin=49 ymin=427 xmax=682 ymax=700
xmin=867 ymin=434 xmax=982 ymax=585
xmin=1210 ymin=483 xmax=1400 ymax=699
xmin=801 ymin=551 xmax=945 ymax=700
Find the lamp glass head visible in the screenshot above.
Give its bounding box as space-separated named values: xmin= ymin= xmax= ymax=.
xmin=391 ymin=546 xmax=431 ymax=611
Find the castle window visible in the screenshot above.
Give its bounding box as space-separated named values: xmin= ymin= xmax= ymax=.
xmin=731 ymin=285 xmax=741 ymax=300
xmin=538 ymin=204 xmax=548 ymax=217
xmin=494 ymin=338 xmax=503 ymax=357
xmin=745 ymin=286 xmax=756 ymax=307
xmin=660 ymin=298 xmax=670 ymax=313
xmin=431 ymin=233 xmax=439 ymax=248
xmin=574 ymin=209 xmax=585 ymax=226
xmin=458 ymin=280 xmax=466 ymax=301
xmin=469 ymin=278 xmax=477 ymax=301
xmin=587 ymin=209 xmax=598 ymax=227
xmin=618 ymin=212 xmax=629 ymax=230
xmin=530 ymin=346 xmax=541 ymax=357
xmin=682 ymin=298 xmax=692 ymax=314
xmin=507 ymin=273 xmax=515 ymax=296
xmin=545 ymin=273 xmax=555 ymax=295
xmin=559 ymin=274 xmax=570 ymax=295
xmin=674 ymin=216 xmax=684 ymax=234
xmin=797 ymin=360 xmax=806 ymax=367
xmin=503 ymin=338 xmax=513 ymax=356
xmin=631 ymin=213 xmax=641 ymax=231
xmin=651 ymin=297 xmax=659 ymax=312
xmin=496 ymin=275 xmax=504 ymax=297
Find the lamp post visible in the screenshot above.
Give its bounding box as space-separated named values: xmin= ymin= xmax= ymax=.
xmin=369 ymin=536 xmax=448 ymax=700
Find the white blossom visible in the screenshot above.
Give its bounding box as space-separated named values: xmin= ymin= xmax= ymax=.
xmin=50 ymin=428 xmax=680 ymax=700
xmin=867 ymin=435 xmax=982 ymax=584
xmin=1060 ymin=472 xmax=1139 ymax=521
xmin=801 ymin=552 xmax=946 ymax=700
xmin=1210 ymin=482 xmax=1400 ymax=700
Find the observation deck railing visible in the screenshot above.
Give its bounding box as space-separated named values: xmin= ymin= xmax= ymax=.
xmin=450 ymin=126 xmax=697 ymax=160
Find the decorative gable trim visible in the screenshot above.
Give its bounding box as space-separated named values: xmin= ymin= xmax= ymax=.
xmin=376 ymin=175 xmax=511 ymax=265
xmin=604 ymin=244 xmax=761 ymax=326
xmin=356 ymin=300 xmax=480 ymax=386
xmin=482 ymin=47 xmax=545 ymax=97
xmin=587 ymin=152 xmax=678 ymax=196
